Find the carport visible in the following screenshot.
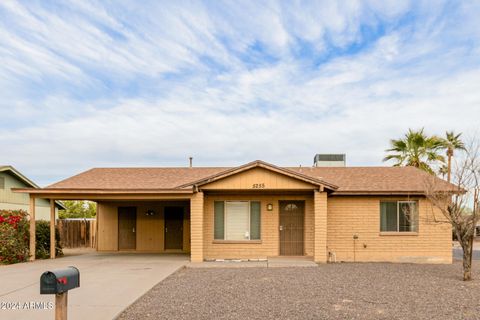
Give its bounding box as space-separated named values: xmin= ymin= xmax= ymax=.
xmin=12 ymin=189 xmax=194 ymax=260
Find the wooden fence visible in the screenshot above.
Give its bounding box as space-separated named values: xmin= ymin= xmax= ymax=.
xmin=57 ymin=219 xmax=96 ymax=248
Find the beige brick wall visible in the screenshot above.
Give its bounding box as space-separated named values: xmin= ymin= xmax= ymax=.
xmin=190 ymin=192 xmax=204 ymax=262
xmin=314 ymin=191 xmax=328 ymax=263
xmin=203 ymin=194 xmax=314 ymax=260
xmin=326 ymin=196 xmax=452 ymax=263
xmin=94 ymin=192 xmax=452 ymax=264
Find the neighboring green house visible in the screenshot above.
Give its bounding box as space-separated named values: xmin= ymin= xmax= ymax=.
xmin=0 ymin=165 xmax=65 ymax=220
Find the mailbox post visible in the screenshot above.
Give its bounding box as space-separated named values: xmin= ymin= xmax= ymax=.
xmin=55 ymin=292 xmax=67 ymax=320
xmin=40 ymin=266 xmax=80 ymax=320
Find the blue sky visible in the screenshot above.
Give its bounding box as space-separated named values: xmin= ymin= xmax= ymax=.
xmin=0 ymin=0 xmax=479 ymax=186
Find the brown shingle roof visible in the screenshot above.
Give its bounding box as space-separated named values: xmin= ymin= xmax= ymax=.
xmin=47 ymin=167 xmax=228 ymax=190
xmin=287 ymin=166 xmax=453 ymax=194
xmin=45 ymin=164 xmax=454 ymax=194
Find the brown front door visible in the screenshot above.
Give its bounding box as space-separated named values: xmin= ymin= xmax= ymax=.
xmin=118 ymin=207 xmax=136 ymax=250
xmin=164 ymin=207 xmax=184 ymax=250
xmin=279 ymin=201 xmax=304 ymax=256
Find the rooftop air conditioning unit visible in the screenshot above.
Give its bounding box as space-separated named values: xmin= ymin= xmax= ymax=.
xmin=313 ymin=154 xmax=346 ymax=167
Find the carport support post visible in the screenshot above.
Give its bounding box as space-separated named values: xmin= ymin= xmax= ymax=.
xmin=190 ymin=191 xmax=204 ymax=262
xmin=29 ymin=195 xmax=36 ymax=261
xmin=314 ymin=190 xmax=328 ymax=263
xmin=50 ymin=199 xmax=56 ymax=259
xmin=55 ymin=292 xmax=67 ymax=320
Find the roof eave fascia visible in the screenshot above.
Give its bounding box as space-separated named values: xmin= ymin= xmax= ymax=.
xmin=330 ymin=191 xmax=427 ymax=196
xmin=11 ymin=188 xmax=195 ymax=195
xmin=55 ymin=201 xmax=67 ymax=210
xmin=1 ymin=166 xmax=39 ymax=188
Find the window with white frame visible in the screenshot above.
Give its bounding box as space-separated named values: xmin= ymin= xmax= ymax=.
xmin=380 ymin=200 xmax=418 ymax=232
xmin=214 ymin=201 xmax=261 ymax=240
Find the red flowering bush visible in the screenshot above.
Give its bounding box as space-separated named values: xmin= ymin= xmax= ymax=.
xmin=0 ymin=210 xmax=29 ymax=264
xmin=0 ymin=210 xmax=64 ymax=264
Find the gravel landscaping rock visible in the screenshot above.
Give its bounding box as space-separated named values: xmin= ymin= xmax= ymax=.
xmin=118 ymin=262 xmax=480 ymax=320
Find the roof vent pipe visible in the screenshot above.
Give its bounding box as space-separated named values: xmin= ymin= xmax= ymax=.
xmin=189 ymin=157 xmax=193 ymax=168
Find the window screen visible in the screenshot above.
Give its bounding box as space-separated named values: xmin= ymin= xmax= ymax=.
xmin=225 ymin=201 xmax=249 ymax=240
xmin=380 ymin=201 xmax=418 ymax=232
xmin=214 ymin=201 xmax=261 ymax=240
xmin=399 ymin=201 xmax=418 ymax=232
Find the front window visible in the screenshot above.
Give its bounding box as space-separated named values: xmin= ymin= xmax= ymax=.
xmin=380 ymin=201 xmax=418 ymax=232
xmin=214 ymin=201 xmax=261 ymax=240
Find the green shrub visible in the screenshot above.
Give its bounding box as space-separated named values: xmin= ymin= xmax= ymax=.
xmin=0 ymin=210 xmax=29 ymax=264
xmin=35 ymin=220 xmax=63 ymax=259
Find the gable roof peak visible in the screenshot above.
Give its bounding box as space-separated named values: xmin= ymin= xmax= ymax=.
xmin=1 ymin=165 xmax=66 ymax=209
xmin=177 ymin=160 xmax=338 ymax=190
xmin=0 ymin=165 xmax=39 ymax=188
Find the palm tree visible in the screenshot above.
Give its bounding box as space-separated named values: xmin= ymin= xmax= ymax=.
xmin=438 ymin=164 xmax=449 ymax=179
xmin=441 ymin=131 xmax=466 ymax=182
xmin=383 ymin=128 xmax=445 ymax=174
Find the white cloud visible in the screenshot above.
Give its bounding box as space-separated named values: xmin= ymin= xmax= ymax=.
xmin=0 ymin=0 xmax=479 ymax=185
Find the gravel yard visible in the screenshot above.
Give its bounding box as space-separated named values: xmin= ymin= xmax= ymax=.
xmin=118 ymin=262 xmax=480 ymax=320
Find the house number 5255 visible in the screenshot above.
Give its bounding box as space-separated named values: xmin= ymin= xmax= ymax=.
xmin=252 ymin=183 xmax=265 ymax=189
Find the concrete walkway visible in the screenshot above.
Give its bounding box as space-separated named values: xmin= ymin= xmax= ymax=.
xmin=189 ymin=256 xmax=318 ymax=268
xmin=0 ymin=252 xmax=188 ymax=320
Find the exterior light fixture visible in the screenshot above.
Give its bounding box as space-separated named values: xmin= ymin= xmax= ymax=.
xmin=146 ymin=210 xmax=155 ymax=216
xmin=266 ymin=203 xmax=273 ymax=211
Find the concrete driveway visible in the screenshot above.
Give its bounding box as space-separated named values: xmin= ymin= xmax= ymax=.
xmin=0 ymin=252 xmax=188 ymax=320
xmin=452 ymin=241 xmax=480 ymax=260
xmin=453 ymin=248 xmax=480 ymax=260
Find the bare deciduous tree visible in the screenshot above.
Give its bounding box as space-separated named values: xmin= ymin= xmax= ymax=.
xmin=424 ymin=139 xmax=480 ymax=281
